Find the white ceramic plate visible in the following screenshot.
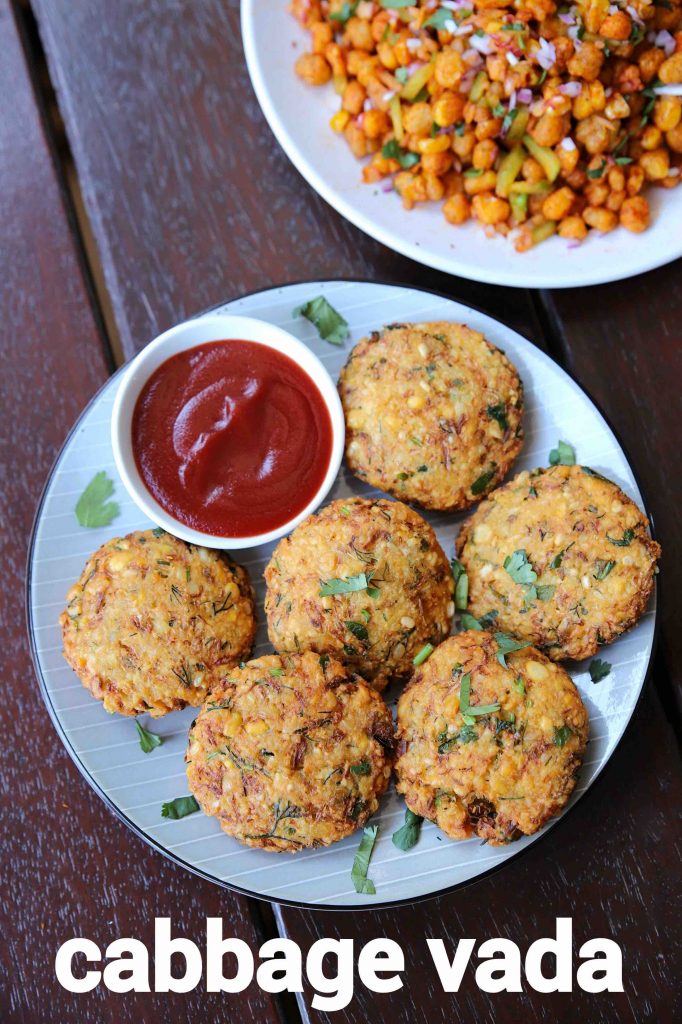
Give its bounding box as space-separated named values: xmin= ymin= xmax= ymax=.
xmin=28 ymin=281 xmax=656 ymax=908
xmin=241 ymin=2 xmax=682 ymax=289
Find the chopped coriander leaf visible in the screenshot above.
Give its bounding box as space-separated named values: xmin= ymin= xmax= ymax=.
xmin=589 ymin=658 xmax=611 ymax=683
xmin=586 ymin=161 xmax=607 ymax=179
xmin=513 ymin=675 xmax=525 ymax=694
xmin=161 ymin=795 xmax=200 ymax=819
xmin=553 ymin=725 xmax=573 ymax=747
xmin=413 ymin=643 xmax=434 ymax=666
xmin=345 ymin=620 xmax=369 ymax=643
xmin=535 ymin=584 xmax=556 ymax=601
xmin=381 ymin=138 xmax=420 ymax=168
xmin=380 ymin=0 xmax=411 ymax=6
xmin=392 ymin=808 xmax=423 ymax=850
xmin=152 ymin=526 xmax=166 ymax=537
xmin=438 ymin=725 xmax=477 ymax=752
xmin=75 ymin=471 xmax=120 ymax=528
xmin=329 ymin=0 xmax=358 ymax=21
xmin=459 ymin=672 xmax=501 ymax=716
xmin=504 ymin=549 xmax=537 ymax=586
xmin=454 ymin=121 xmax=466 ymax=136
xmin=319 ymin=572 xmax=376 ymax=596
xmin=549 ymin=439 xmax=576 ymax=466
xmin=459 ymin=611 xmax=482 ymax=630
xmin=425 ymin=8 xmax=455 ymax=29
xmin=486 ymin=402 xmax=508 ymax=432
xmin=607 ymin=528 xmax=635 ymax=547
xmin=269 ymin=668 xmax=285 ymax=676
xmin=293 ymin=296 xmax=349 ymax=346
xmin=351 ymin=760 xmax=372 ymax=775
xmin=136 ymin=720 xmax=163 ymax=753
xmin=495 ymin=632 xmax=530 ymax=668
xmin=351 ymin=824 xmax=379 ymax=894
xmin=550 ymin=544 xmax=573 ymax=569
xmin=615 ymin=156 xmax=633 ymax=165
xmin=593 ymin=559 xmax=615 ymax=581
xmin=471 ymin=465 xmax=497 ymax=495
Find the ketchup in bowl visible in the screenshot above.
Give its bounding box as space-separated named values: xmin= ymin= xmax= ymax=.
xmin=132 ymin=340 xmax=333 ymax=538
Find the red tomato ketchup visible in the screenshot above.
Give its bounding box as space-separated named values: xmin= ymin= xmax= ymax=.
xmin=132 ymin=340 xmax=333 ymax=537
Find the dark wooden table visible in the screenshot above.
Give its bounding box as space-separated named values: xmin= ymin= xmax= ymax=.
xmin=2 ymin=1 xmax=680 ymax=1021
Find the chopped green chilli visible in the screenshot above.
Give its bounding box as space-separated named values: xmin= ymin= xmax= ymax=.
xmin=351 ymin=824 xmax=379 ymax=894
xmin=451 ymin=558 xmax=469 ymax=610
xmin=471 ymin=466 xmax=497 ymax=495
xmin=345 ymin=620 xmax=369 ymax=643
xmin=607 ymin=528 xmax=635 ymax=547
xmin=293 ymin=296 xmax=349 ymax=346
xmin=593 ymin=559 xmax=615 ymax=581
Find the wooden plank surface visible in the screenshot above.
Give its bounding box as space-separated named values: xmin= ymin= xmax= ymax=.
xmin=0 ymin=3 xmax=282 ymax=1022
xmin=32 ymin=0 xmax=541 ymax=358
xmin=24 ymin=1 xmax=682 ymax=1022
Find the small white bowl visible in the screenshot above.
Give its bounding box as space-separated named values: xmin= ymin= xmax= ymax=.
xmin=111 ymin=313 xmax=345 ymax=549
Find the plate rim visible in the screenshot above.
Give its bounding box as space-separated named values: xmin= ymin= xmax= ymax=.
xmin=25 ymin=277 xmax=659 ymax=912
xmin=240 ymin=0 xmax=682 ymax=290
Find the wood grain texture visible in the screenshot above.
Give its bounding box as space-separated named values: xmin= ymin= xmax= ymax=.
xmin=0 ymin=3 xmax=280 ymax=1021
xmin=31 ymin=0 xmax=542 ymax=359
xmin=21 ymin=2 xmax=682 ymax=1023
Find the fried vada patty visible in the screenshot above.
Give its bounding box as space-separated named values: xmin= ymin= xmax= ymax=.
xmin=264 ymin=497 xmax=454 ymax=691
xmin=60 ymin=529 xmax=256 ymax=717
xmin=185 ymin=652 xmax=394 ymax=851
xmin=455 ymin=465 xmax=660 ymax=661
xmin=395 ymin=631 xmax=588 ymax=845
xmin=338 ymin=321 xmax=524 ymax=511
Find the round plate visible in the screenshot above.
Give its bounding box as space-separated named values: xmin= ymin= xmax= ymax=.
xmin=241 ymin=2 xmax=682 ymax=289
xmin=28 ymin=280 xmax=656 ymax=909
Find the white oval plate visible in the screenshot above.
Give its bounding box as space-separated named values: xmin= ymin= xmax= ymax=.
xmin=28 ymin=281 xmax=656 ymax=908
xmin=241 ymin=1 xmax=682 ymax=289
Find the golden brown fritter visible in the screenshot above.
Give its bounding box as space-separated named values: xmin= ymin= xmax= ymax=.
xmin=264 ymin=497 xmax=454 ymax=691
xmin=395 ymin=631 xmax=588 ymax=845
xmin=60 ymin=529 xmax=256 ymax=717
xmin=339 ymin=321 xmax=524 ymax=511
xmin=185 ymin=652 xmax=394 ymax=851
xmin=455 ymin=465 xmax=660 ymax=661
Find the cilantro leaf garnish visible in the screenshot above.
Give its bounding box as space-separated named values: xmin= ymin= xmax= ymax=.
xmin=319 ymin=572 xmax=376 ymax=597
xmin=486 ymin=402 xmax=508 ymax=432
xmin=136 ymin=720 xmax=163 ymax=753
xmin=593 ymin=559 xmax=615 ymax=581
xmin=293 ymin=296 xmax=349 ymax=346
xmin=554 ymin=725 xmax=573 ymax=747
xmin=75 ymin=471 xmax=120 ymax=528
xmin=535 ymin=584 xmax=556 ymax=601
xmin=504 ymin=549 xmax=537 ymax=586
xmin=459 ymin=671 xmax=500 ymax=716
xmin=345 ymin=620 xmax=369 ymax=643
xmin=550 ymin=543 xmax=573 ymax=569
xmin=586 ymin=161 xmax=607 ymax=179
xmin=589 ymin=658 xmax=611 ymax=683
xmin=607 ymin=528 xmax=635 ymax=547
xmin=382 ymin=139 xmax=420 ymax=169
xmin=425 ymin=8 xmax=455 ymax=28
xmin=437 ymin=725 xmax=477 ymax=752
xmin=392 ymin=808 xmax=423 ymax=851
xmin=495 ymin=632 xmax=530 ymax=668
xmin=549 ymin=440 xmax=576 ymax=466
xmin=161 ymin=795 xmax=199 ymax=819
xmin=351 ymin=824 xmax=379 ymax=895
xmin=351 ymin=760 xmax=371 ymax=775
xmin=471 ymin=465 xmax=497 ymax=495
